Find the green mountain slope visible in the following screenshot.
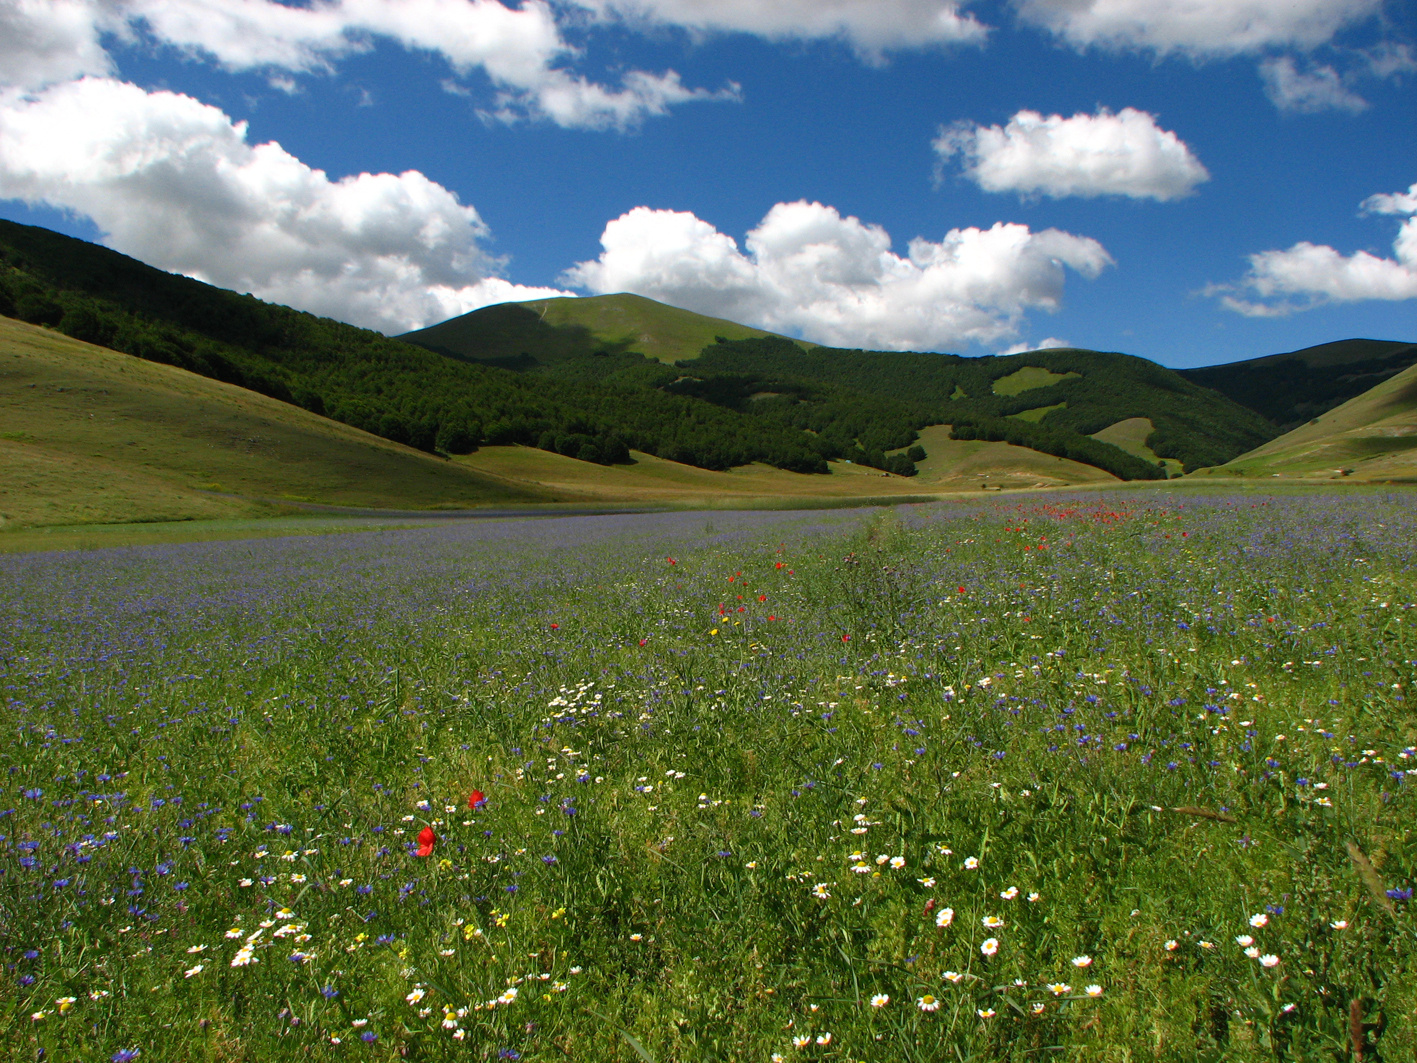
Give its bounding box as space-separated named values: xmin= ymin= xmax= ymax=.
xmin=0 ymin=221 xmax=830 ymax=474
xmin=400 ymin=292 xmax=803 ymax=367
xmin=0 ymin=317 xmax=551 ymax=528
xmin=1179 ymin=338 xmax=1417 ymax=429
xmin=1215 ymin=360 xmax=1417 ymax=480
xmin=684 ymin=336 xmax=1276 ymax=472
xmin=0 ymin=222 xmax=1163 ymax=482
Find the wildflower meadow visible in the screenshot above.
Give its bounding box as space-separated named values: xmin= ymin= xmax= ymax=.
xmin=1 ymin=491 xmax=1413 ymax=1061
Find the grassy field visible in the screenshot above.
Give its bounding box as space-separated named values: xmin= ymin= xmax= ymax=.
xmin=456 ymin=427 xmax=1116 ymax=506
xmin=0 ymin=515 xmax=457 ymax=556
xmin=1216 ymin=362 xmax=1417 ymax=482
xmin=1090 ymin=418 xmax=1186 ymax=477
xmin=2 ymin=489 xmax=1413 ymax=1061
xmin=0 ymin=318 xmax=549 ymax=528
xmin=1010 ymin=403 xmax=1066 ymax=424
xmin=990 ymin=367 xmax=1080 ymax=397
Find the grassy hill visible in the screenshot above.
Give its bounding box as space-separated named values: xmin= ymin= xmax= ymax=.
xmin=452 ymin=423 xmax=1116 ymax=506
xmin=400 ymin=293 xmax=804 ymax=367
xmin=1089 ymin=417 xmax=1185 ymax=476
xmin=14 ymin=217 xmax=1397 ymax=502
xmin=1210 ymin=360 xmax=1417 ymax=481
xmin=1179 ymin=338 xmax=1417 ymax=429
xmin=0 ymin=317 xmax=551 ymax=528
xmin=0 ymin=221 xmax=1164 ymax=482
xmin=0 ymin=220 xmax=834 ymax=475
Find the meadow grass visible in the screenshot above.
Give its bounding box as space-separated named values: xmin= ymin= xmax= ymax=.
xmin=0 ymin=317 xmax=547 ymax=529
xmin=1 ymin=492 xmax=1413 ymax=1062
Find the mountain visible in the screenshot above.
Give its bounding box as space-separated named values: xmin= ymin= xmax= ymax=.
xmin=1211 ymin=360 xmax=1417 ymax=481
xmin=677 ymin=336 xmax=1277 ymax=473
xmin=1179 ymin=338 xmax=1417 ymax=430
xmin=0 ymin=316 xmax=549 ymax=529
xmin=0 ymin=220 xmax=831 ymax=475
xmin=400 ymin=293 xmax=802 ymax=368
xmin=2 ymin=218 xmax=1347 ymax=492
xmin=0 ymin=221 xmax=1162 ymax=482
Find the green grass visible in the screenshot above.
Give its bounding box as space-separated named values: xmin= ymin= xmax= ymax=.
xmin=401 ymin=294 xmax=808 ymax=366
xmin=1219 ymin=361 xmax=1417 ymax=481
xmin=0 ymin=515 xmax=442 ymax=555
xmin=1009 ymin=403 xmax=1065 ymax=423
xmin=3 ymin=490 xmax=1413 ymax=1061
xmin=453 ymin=427 xmax=1117 ymax=506
xmin=990 ymin=367 xmax=1080 ymax=397
xmin=1089 ymin=417 xmax=1186 ymax=477
xmin=0 ymin=317 xmax=552 ymax=528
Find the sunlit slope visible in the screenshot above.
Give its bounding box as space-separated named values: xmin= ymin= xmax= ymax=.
xmin=0 ymin=317 xmax=550 ymax=528
xmin=400 ymin=293 xmax=805 ymax=366
xmin=1090 ymin=418 xmax=1184 ymax=476
xmin=453 ymin=424 xmax=1115 ymax=503
xmin=1215 ymin=361 xmax=1417 ymax=480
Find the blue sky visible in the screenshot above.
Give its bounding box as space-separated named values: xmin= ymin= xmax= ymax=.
xmin=1 ymin=0 xmax=1413 ymax=367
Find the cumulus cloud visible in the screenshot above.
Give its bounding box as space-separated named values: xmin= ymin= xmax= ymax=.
xmin=935 ymin=107 xmax=1208 ymax=201
xmin=1001 ymin=336 xmax=1071 ymax=354
xmin=1014 ymin=0 xmax=1383 ymax=58
xmin=563 ymin=201 xmax=1112 ymax=351
xmin=575 ymin=0 xmax=987 ymax=58
xmin=1259 ymin=57 xmax=1368 ymax=113
xmin=0 ymin=77 xmax=573 ymax=332
xmin=0 ymin=0 xmax=114 ymax=89
xmin=1215 ymin=182 xmax=1417 ymax=316
xmin=0 ymin=0 xmax=729 ymax=130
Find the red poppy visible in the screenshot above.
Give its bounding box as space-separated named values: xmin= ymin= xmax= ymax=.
xmin=468 ymin=790 xmax=486 ymax=810
xmin=416 ymin=826 xmax=437 ymax=857
xmin=550 ymin=623 xmax=559 ymax=630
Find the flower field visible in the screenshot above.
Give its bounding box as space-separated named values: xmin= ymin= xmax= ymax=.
xmin=1 ymin=492 xmax=1414 ymax=1061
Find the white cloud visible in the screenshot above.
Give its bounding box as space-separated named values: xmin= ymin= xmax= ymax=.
xmin=1014 ymin=0 xmax=1383 ymax=58
xmin=1259 ymin=57 xmax=1368 ymax=113
xmin=935 ymin=108 xmax=1208 ymax=201
xmin=0 ymin=0 xmax=729 ymax=130
xmin=1364 ymin=185 xmax=1417 ymax=216
xmin=1360 ymin=42 xmax=1417 ymax=79
xmin=1216 ymin=182 xmax=1417 ymax=316
xmin=0 ymin=0 xmax=114 ymax=89
xmin=0 ymin=77 xmax=573 ymax=332
xmin=564 ymin=201 xmax=1112 ymax=351
xmin=1001 ymin=336 xmax=1071 ymax=354
xmin=575 ymin=0 xmax=988 ymax=58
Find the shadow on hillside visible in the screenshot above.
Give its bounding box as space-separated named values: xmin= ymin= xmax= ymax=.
xmin=401 ymin=304 xmax=637 ymax=369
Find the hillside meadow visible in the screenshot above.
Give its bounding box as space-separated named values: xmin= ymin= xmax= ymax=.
xmin=0 ymin=317 xmax=548 ymax=529
xmin=1 ymin=489 xmax=1413 ymax=1061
